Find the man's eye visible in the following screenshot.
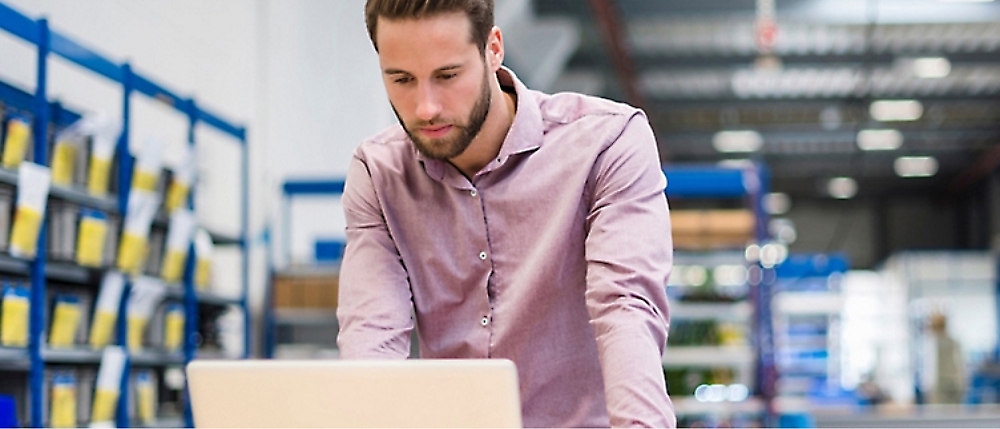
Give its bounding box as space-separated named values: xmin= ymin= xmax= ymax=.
xmin=394 ymin=76 xmax=413 ymax=84
xmin=439 ymin=73 xmax=457 ymax=80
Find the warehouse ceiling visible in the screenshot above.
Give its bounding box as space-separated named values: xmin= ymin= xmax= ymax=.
xmin=534 ymin=0 xmax=1000 ymax=202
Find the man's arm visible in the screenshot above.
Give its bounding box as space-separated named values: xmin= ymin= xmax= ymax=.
xmin=336 ymin=153 xmax=414 ymax=359
xmin=584 ymin=113 xmax=675 ymax=428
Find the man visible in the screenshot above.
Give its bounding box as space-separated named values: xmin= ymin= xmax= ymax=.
xmin=926 ymin=312 xmax=966 ymax=404
xmin=337 ymin=0 xmax=675 ymax=427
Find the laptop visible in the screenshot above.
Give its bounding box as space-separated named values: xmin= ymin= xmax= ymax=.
xmin=186 ymin=359 xmax=522 ymax=428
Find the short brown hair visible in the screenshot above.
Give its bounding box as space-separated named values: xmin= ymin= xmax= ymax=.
xmin=365 ymin=0 xmax=494 ymax=53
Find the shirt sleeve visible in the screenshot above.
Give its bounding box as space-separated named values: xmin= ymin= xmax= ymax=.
xmin=336 ymin=152 xmax=414 ymax=359
xmin=584 ymin=112 xmax=676 ymax=428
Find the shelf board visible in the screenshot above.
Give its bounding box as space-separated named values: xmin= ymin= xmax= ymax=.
xmin=274 ymin=308 xmax=339 ymax=326
xmin=163 ymin=286 xmax=242 ymax=307
xmin=0 ymin=253 xmax=105 ymax=284
xmin=663 ymin=345 xmax=755 ymax=367
xmin=164 ymin=286 xmax=184 ymax=301
xmin=774 ymin=292 xmax=842 ymax=315
xmin=0 ymin=253 xmax=28 ymax=275
xmin=152 ymin=213 xmax=242 ymax=246
xmin=0 ymin=167 xmax=16 ymax=186
xmin=0 ymin=168 xmax=119 ymax=212
xmin=48 ymin=183 xmax=119 ymax=212
xmin=673 ymin=396 xmax=765 ymax=416
xmin=673 ymin=251 xmax=748 ymax=267
xmin=275 ymin=264 xmax=341 ymax=277
xmin=46 ymin=261 xmax=103 ymax=284
xmin=672 ymin=301 xmax=752 ymax=320
xmin=42 ymin=347 xmax=102 ymax=364
xmin=195 ymin=350 xmax=240 ymax=360
xmin=0 ymin=346 xmax=30 ymax=368
xmin=209 ymin=231 xmax=242 ymax=246
xmin=197 ymin=290 xmax=242 ymax=306
xmin=134 ymin=418 xmax=186 ymax=428
xmin=131 ymin=350 xmax=185 ymax=366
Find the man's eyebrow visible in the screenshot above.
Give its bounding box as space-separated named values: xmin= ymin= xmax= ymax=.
xmin=383 ymin=64 xmax=464 ymax=76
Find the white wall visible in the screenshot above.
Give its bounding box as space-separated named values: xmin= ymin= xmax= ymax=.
xmin=259 ymin=0 xmax=393 ymax=266
xmin=0 ymin=0 xmax=393 ymax=354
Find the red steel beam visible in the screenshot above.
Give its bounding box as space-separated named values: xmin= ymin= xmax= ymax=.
xmin=589 ymin=0 xmax=647 ymax=111
xmin=949 ymin=141 xmax=1000 ymax=194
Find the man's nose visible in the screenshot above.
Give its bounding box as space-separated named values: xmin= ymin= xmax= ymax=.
xmin=415 ymin=83 xmax=442 ymax=122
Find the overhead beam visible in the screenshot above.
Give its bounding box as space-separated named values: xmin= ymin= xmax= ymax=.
xmin=570 ymin=51 xmax=1000 ymax=71
xmin=642 ymin=92 xmax=1000 ymax=107
xmin=588 ymin=0 xmax=646 ymax=110
xmin=949 ymin=140 xmax=1000 ymax=194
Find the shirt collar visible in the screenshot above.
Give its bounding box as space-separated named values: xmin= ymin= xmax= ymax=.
xmin=496 ymin=66 xmax=544 ymax=160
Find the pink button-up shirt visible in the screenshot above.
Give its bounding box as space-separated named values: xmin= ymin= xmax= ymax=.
xmin=337 ymin=68 xmax=675 ymax=428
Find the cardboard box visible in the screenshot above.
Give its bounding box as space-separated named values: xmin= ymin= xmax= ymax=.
xmin=672 ymin=209 xmax=755 ymax=250
xmin=272 ymin=273 xmax=339 ymax=310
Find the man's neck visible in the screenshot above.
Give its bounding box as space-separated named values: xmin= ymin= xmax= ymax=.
xmin=449 ymin=84 xmax=517 ymax=180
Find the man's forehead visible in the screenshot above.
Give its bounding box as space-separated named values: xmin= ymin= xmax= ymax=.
xmin=376 ymin=14 xmax=480 ymax=73
xmin=375 ymin=12 xmax=474 ymax=47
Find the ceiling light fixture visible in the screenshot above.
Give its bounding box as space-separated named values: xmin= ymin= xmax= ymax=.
xmin=894 ymin=156 xmax=939 ymax=178
xmin=713 ymin=130 xmax=764 ymax=153
xmin=870 ymin=100 xmax=923 ymax=122
xmin=827 ymin=177 xmax=857 ymax=199
xmin=912 ymin=57 xmax=952 ymax=78
xmin=857 ymin=129 xmax=904 ymax=151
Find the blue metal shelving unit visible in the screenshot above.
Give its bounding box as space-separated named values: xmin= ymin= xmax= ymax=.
xmin=662 ymin=163 xmax=775 ymax=424
xmin=263 ymin=179 xmax=345 ymax=359
xmin=0 ymin=2 xmax=250 ymax=427
xmin=771 ymin=253 xmax=850 ymax=406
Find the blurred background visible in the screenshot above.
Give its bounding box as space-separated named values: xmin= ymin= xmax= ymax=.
xmin=0 ymin=0 xmax=998 ymax=427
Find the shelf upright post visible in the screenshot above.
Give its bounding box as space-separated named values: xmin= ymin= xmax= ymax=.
xmin=240 ymin=127 xmax=250 ymax=358
xmin=181 ymin=98 xmax=199 ymax=429
xmin=750 ymin=163 xmax=777 ymax=426
xmin=262 ymin=225 xmax=275 ymax=358
xmin=118 ymin=64 xmax=134 ymax=215
xmin=282 ymin=190 xmax=290 ymax=269
xmin=182 ymin=98 xmax=199 ymax=360
xmin=27 ymin=17 xmax=50 ymax=429
xmin=115 ymin=62 xmax=136 ymax=429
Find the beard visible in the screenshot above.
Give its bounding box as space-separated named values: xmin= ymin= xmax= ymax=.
xmin=393 ymin=68 xmax=492 ymax=161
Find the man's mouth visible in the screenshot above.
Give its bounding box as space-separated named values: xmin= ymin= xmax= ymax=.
xmin=419 ymin=125 xmax=453 ymax=138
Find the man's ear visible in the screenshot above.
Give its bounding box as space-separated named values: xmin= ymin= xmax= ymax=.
xmin=486 ymin=26 xmax=504 ymax=71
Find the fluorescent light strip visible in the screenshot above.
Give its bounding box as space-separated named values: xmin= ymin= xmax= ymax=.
xmin=857 ymin=129 xmax=903 ymax=151
xmin=870 ymin=100 xmax=923 ymax=122
xmin=894 ymin=156 xmax=939 ymax=178
xmin=828 ymin=177 xmax=857 ymax=199
xmin=713 ymin=131 xmax=763 ymax=153
xmin=913 ymin=57 xmax=951 ymax=79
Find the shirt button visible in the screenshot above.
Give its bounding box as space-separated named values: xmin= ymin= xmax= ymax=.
xmin=481 ymin=316 xmax=489 ymax=326
xmin=470 ymin=189 xmax=477 ymax=197
xmin=479 ymin=251 xmax=487 ymax=260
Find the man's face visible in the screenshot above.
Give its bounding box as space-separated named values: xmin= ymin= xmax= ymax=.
xmin=376 ymin=12 xmax=492 ymax=160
